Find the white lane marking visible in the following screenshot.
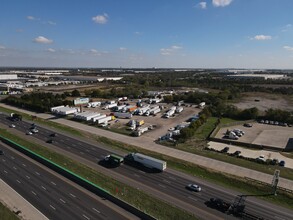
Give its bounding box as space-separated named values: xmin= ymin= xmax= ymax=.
xmin=50 ymin=205 xmax=56 ymax=210
xmin=31 ymin=191 xmax=37 ymax=196
xmin=86 ymin=149 xmax=90 ymax=152
xmin=80 ymin=152 xmax=84 ymax=155
xmin=66 ymin=138 xmax=70 ymax=141
xmin=134 ymin=173 xmax=140 ymax=177
xmin=70 ymin=193 xmax=76 ymax=198
xmin=60 ymin=140 xmax=64 ymax=142
xmin=35 ymin=171 xmax=40 ymax=176
xmin=13 ymin=166 xmax=17 ymax=170
xmin=163 ymin=179 xmax=171 ymax=184
xmin=82 ymin=214 xmax=90 ymax=220
xmin=188 ymin=196 xmax=198 ymax=202
xmin=41 ymin=186 xmax=47 ymax=190
xmin=138 ymin=170 xmax=145 ymax=174
xmin=51 ymin=181 xmax=56 ymax=186
xmin=26 ymin=175 xmax=30 ymax=179
xmin=11 ymin=156 xmax=15 ymax=160
xmin=22 ymin=163 xmax=26 ymax=167
xmin=60 ymin=198 xmax=66 ymax=204
xmin=16 ymin=180 xmax=21 ymax=184
xmin=158 ymin=184 xmax=166 ymax=188
xmin=92 ymin=208 xmax=100 ymax=213
xmin=2 ymin=159 xmax=5 ymax=162
xmin=168 ymin=176 xmax=176 ymax=180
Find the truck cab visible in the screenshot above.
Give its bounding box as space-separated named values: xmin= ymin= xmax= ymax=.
xmin=103 ymin=154 xmax=124 ymax=167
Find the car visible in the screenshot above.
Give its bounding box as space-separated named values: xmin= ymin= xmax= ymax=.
xmin=259 ymin=120 xmax=264 ymax=123
xmin=31 ymin=128 xmax=38 ymax=133
xmin=279 ymin=160 xmax=286 ymax=167
xmin=46 ymin=139 xmax=53 ymax=143
xmin=50 ymin=133 xmax=57 ymax=137
xmin=10 ymin=124 xmax=16 ymax=128
xmin=0 ymin=150 xmax=4 ymax=155
xmin=274 ymin=121 xmax=279 ymax=126
xmin=243 ymin=123 xmax=252 ymax=127
xmin=256 ymin=155 xmax=266 ymax=162
xmin=26 ymin=131 xmax=33 ymax=135
xmin=264 ymin=120 xmax=269 ymax=124
xmin=233 ymin=151 xmax=241 ymax=156
xmin=221 ymin=147 xmax=229 ymax=153
xmin=168 ymin=127 xmax=175 ymax=131
xmin=186 ymin=184 xmax=202 ymax=192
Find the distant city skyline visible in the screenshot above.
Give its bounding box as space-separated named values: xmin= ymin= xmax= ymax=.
xmin=1 ymin=0 xmax=293 ymax=69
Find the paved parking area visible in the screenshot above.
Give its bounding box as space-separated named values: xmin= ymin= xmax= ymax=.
xmin=208 ymin=141 xmax=293 ymax=169
xmin=215 ymin=123 xmax=293 ymax=150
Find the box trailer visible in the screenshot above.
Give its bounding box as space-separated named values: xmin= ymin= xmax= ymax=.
xmin=97 ymin=116 xmax=112 ymax=124
xmin=92 ymin=114 xmax=107 ymax=122
xmin=176 ymin=106 xmax=184 ymax=113
xmin=114 ymin=112 xmax=133 ymax=119
xmin=124 ymin=153 xmax=167 ymax=171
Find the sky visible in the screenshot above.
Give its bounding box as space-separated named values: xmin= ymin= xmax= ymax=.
xmin=1 ymin=0 xmax=293 ymax=69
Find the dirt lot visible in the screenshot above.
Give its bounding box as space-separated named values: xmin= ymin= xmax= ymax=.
xmin=215 ymin=123 xmax=293 ymax=151
xmin=232 ymin=92 xmax=293 ymax=111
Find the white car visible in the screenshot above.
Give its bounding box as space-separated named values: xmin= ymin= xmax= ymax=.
xmin=26 ymin=131 xmax=33 ymax=135
xmin=10 ymin=124 xmax=16 ymax=128
xmin=256 ymin=155 xmax=266 ymax=162
xmin=186 ymin=184 xmax=202 ymax=192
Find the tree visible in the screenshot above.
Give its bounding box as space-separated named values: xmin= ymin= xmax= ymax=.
xmin=71 ymin=89 xmax=80 ymax=97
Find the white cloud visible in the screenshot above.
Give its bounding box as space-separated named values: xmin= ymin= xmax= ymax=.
xmin=119 ymin=47 xmax=127 ymax=51
xmin=0 ymin=45 xmax=5 ymax=49
xmin=92 ymin=13 xmax=108 ymax=24
xmin=27 ymin=15 xmax=36 ymax=20
xmin=134 ymin=31 xmax=142 ymax=35
xmin=212 ymin=0 xmax=233 ymax=7
xmin=251 ymin=35 xmax=272 ymax=40
xmin=48 ymin=21 xmax=56 ymax=25
xmin=160 ymin=45 xmax=182 ymax=56
xmin=47 ymin=48 xmax=55 ymax=52
xmin=33 ymin=36 xmax=53 ymax=44
xmin=283 ymin=46 xmax=293 ymax=51
xmin=198 ymin=2 xmax=207 ymax=9
xmin=282 ymin=24 xmax=292 ymax=32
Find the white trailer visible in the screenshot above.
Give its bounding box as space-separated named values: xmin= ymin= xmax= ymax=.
xmin=163 ymin=108 xmax=175 ymax=118
xmin=92 ymin=114 xmax=107 ymax=122
xmin=125 ymin=153 xmax=167 ymax=171
xmin=107 ymin=100 xmax=116 ymax=104
xmin=97 ymin=116 xmax=112 ymax=124
xmin=91 ymin=102 xmax=101 ymax=108
xmin=136 ymin=105 xmax=150 ymax=115
xmin=108 ymin=103 xmax=118 ymax=109
xmin=114 ymin=112 xmax=133 ymax=119
xmin=112 ymin=105 xmax=126 ymax=112
xmin=176 ymin=106 xmax=184 ymax=113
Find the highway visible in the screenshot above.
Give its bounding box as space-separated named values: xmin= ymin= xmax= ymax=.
xmin=1 ymin=114 xmax=293 ymax=220
xmin=0 ymin=143 xmax=136 ymax=220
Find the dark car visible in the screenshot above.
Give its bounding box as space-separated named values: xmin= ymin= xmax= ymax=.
xmin=46 ymin=139 xmax=53 ymax=144
xmin=0 ymin=150 xmax=4 ymax=155
xmin=50 ymin=133 xmax=57 ymax=137
xmin=279 ymin=160 xmax=286 ymax=167
xmin=243 ymin=123 xmax=252 ymax=127
xmin=221 ymin=147 xmax=229 ymax=153
xmin=232 ymin=151 xmax=241 ymax=156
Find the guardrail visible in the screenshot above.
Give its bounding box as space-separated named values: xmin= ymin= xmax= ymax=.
xmin=0 ymin=135 xmax=156 ymax=220
xmin=244 ymin=177 xmax=293 ymax=195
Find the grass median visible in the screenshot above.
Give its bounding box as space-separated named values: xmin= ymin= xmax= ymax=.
xmin=0 ymin=203 xmax=19 ymax=220
xmin=0 ymin=128 xmax=197 ymax=220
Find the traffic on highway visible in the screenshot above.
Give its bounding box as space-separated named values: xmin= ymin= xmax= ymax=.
xmin=0 ymin=113 xmax=292 ymax=220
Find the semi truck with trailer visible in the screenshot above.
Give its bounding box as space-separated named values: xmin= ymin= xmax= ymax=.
xmin=124 ymin=153 xmax=167 ymax=171
xmin=103 ymin=154 xmax=124 ymax=167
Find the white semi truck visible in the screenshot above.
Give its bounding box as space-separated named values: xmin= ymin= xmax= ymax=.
xmin=124 ymin=153 xmax=167 ymax=171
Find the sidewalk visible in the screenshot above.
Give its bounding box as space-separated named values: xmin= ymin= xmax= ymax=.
xmin=0 ymin=179 xmax=48 ymax=220
xmin=1 ymin=103 xmax=293 ymax=190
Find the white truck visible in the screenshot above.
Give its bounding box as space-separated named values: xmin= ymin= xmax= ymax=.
xmin=97 ymin=116 xmax=112 ymax=124
xmin=124 ymin=153 xmax=167 ymax=171
xmin=114 ymin=112 xmax=133 ymax=119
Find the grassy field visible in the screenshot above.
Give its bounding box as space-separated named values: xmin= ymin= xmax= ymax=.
xmin=0 ymin=203 xmax=19 ymax=220
xmin=194 ymin=117 xmax=218 ymax=140
xmin=0 ymin=129 xmax=197 ymax=220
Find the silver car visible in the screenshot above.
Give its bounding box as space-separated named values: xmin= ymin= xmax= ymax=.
xmin=186 ymin=184 xmax=202 ymax=192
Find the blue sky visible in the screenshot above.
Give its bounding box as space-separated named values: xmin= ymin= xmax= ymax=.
xmin=1 ymin=0 xmax=293 ymax=69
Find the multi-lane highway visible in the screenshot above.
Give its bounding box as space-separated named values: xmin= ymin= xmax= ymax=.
xmin=1 ymin=113 xmax=292 ymax=220
xmin=0 ymin=143 xmax=137 ymax=220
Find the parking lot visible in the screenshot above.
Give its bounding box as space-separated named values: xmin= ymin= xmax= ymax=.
xmin=215 ymin=122 xmax=293 ymax=151
xmin=80 ymin=100 xmax=201 ymax=140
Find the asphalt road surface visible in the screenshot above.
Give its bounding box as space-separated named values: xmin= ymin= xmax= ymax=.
xmin=1 ymin=114 xmax=292 ymax=220
xmin=0 ymin=143 xmax=136 ymax=220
